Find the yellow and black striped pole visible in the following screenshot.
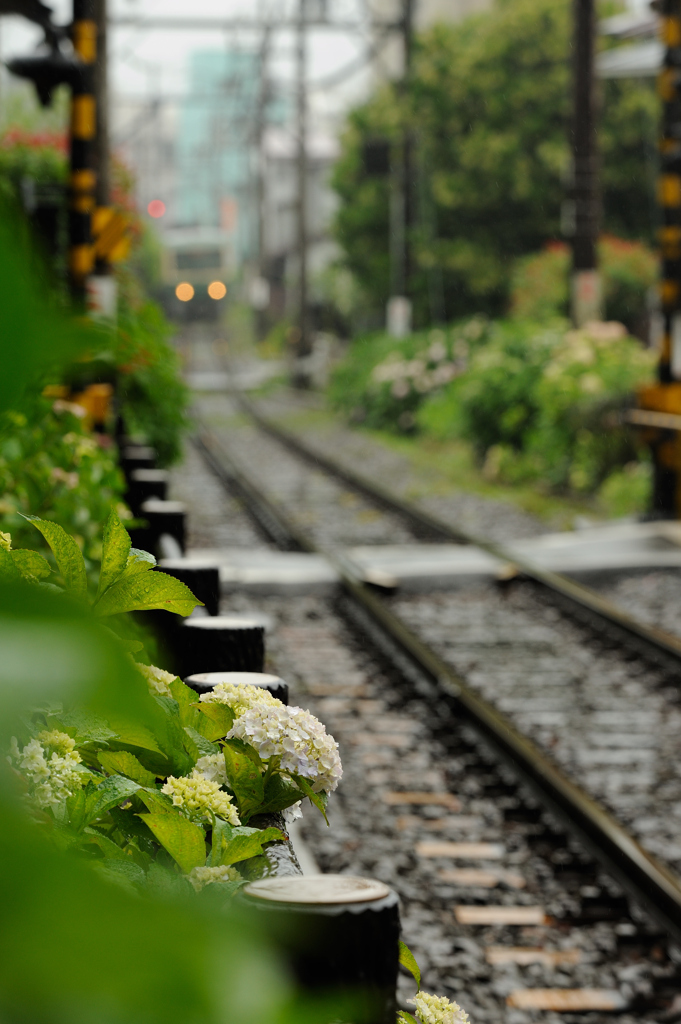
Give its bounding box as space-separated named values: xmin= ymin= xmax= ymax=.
xmin=68 ymin=0 xmax=97 ymax=300
xmin=637 ymin=0 xmax=681 ymax=515
xmin=658 ymin=0 xmax=681 ymax=383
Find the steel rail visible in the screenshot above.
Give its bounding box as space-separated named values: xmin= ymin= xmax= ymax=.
xmin=240 ymin=394 xmax=681 ymax=669
xmin=193 ymin=417 xmax=681 ymax=944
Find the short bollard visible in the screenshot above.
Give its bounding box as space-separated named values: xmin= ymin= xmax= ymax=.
xmin=159 ymin=558 xmax=221 ymax=616
xmin=184 ymin=670 xmax=289 ymax=704
xmin=139 ymin=498 xmax=186 ymax=553
xmin=127 ymin=468 xmax=168 ymax=516
xmin=241 ymin=876 xmax=399 ymax=1024
xmin=178 ymin=615 xmax=265 ymax=677
xmin=120 ymin=444 xmax=156 ymax=482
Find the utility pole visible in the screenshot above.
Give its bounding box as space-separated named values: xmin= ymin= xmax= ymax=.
xmin=570 ymin=0 xmax=601 ymax=326
xmin=293 ymin=0 xmax=311 ymax=385
xmin=253 ymin=23 xmax=272 ymax=340
xmin=386 ymin=0 xmax=414 ymax=338
xmin=93 ymin=0 xmax=109 ymax=213
xmin=69 ymin=0 xmax=97 ymax=301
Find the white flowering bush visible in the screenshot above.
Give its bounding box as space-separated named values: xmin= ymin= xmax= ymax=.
xmin=329 ymin=319 xmax=490 ymax=433
xmin=4 ymin=511 xmax=342 ymax=899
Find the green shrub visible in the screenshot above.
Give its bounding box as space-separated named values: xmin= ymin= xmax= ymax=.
xmin=510 ymin=237 xmax=658 ymax=334
xmin=114 ymin=297 xmax=190 ymax=467
xmin=418 ymin=320 xmax=656 ymax=493
xmin=0 ymin=395 xmax=126 ymax=566
xmin=329 ymin=317 xmax=492 ymax=431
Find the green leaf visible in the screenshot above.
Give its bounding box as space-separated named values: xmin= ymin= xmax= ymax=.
xmin=98 ymin=750 xmax=157 ymax=787
xmin=93 ymin=570 xmax=203 ymax=618
xmin=109 ymin=805 xmax=157 ymax=853
xmin=122 ymin=548 xmax=157 ymax=577
xmin=398 ymin=941 xmax=421 ymax=990
xmin=22 ymin=515 xmax=87 ymax=598
xmin=67 ymin=775 xmax=140 ymax=832
xmin=49 ymin=709 xmax=117 ymax=746
xmin=197 ymin=701 xmax=235 ymax=740
xmin=223 ymin=740 xmax=265 ymax=821
xmin=218 ymin=828 xmax=285 ymax=867
xmin=137 ymin=788 xmax=175 ymax=815
xmin=96 ymin=507 xmax=131 ymax=600
xmin=185 ymin=731 xmax=220 ymax=762
xmin=138 ymin=812 xmax=207 ymax=873
xmin=0 ymin=549 xmax=21 ymax=582
xmin=10 ymin=549 xmax=51 ymax=582
xmin=105 ymin=716 xmax=166 ymax=756
xmin=259 ymin=774 xmax=307 ymax=816
xmin=295 ymin=776 xmax=329 ymax=825
xmin=81 ymin=828 xmax=128 ymax=860
xmin=397 ymin=1012 xmax=419 ymax=1024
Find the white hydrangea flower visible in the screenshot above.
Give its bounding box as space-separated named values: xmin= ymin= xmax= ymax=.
xmin=136 ymin=662 xmax=177 ymax=697
xmin=228 ymin=704 xmax=342 ymax=794
xmin=410 ymin=992 xmax=470 ymax=1024
xmin=199 ymin=681 xmax=280 ymax=715
xmin=193 ymin=754 xmax=227 ymax=788
xmin=162 ymin=775 xmax=240 ymax=825
xmin=8 ymin=732 xmax=85 ymax=809
xmin=187 ymin=864 xmax=241 ymax=892
xmin=283 ymin=800 xmax=303 ymax=825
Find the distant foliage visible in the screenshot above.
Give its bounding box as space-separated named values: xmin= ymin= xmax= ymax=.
xmin=329 ymin=317 xmax=492 ymax=432
xmin=511 ymin=237 xmax=658 ymax=334
xmin=419 ymin=320 xmax=655 ymax=495
xmin=330 ymin=318 xmax=655 ymax=500
xmin=332 ymin=0 xmax=657 ymax=325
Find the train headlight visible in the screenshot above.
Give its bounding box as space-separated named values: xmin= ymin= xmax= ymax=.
xmin=208 ymin=281 xmax=227 ymax=300
xmin=175 ymin=282 xmax=195 ymax=302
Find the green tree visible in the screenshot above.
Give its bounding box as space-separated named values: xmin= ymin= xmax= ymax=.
xmin=332 ymin=0 xmax=657 ymax=326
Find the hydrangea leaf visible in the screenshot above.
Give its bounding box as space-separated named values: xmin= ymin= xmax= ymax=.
xmin=0 ymin=549 xmax=22 ymax=581
xmin=398 ymin=941 xmax=421 ymax=990
xmin=98 ymin=750 xmax=157 ymax=787
xmin=217 ymin=828 xmax=285 ymax=867
xmin=197 ymin=701 xmax=235 ymax=740
xmin=259 ymin=774 xmax=306 ymax=815
xmin=182 ymin=726 xmax=219 ymax=758
xmin=223 ymin=740 xmax=265 ymax=821
xmin=10 ymin=549 xmax=51 ymax=582
xmin=22 ymin=515 xmax=88 ymax=598
xmin=137 ymin=788 xmax=175 ymax=815
xmin=105 ymin=716 xmax=165 ymax=756
xmin=397 ymin=1013 xmax=418 ymax=1024
xmin=121 ymin=548 xmax=157 ymax=577
xmin=93 ymin=570 xmax=203 ymax=618
xmin=96 ymin=507 xmax=131 ymax=600
xmin=138 ymin=812 xmax=207 ymax=873
xmin=294 ymin=776 xmax=329 ymax=825
xmin=67 ymin=775 xmax=140 ymax=832
xmin=82 ymin=828 xmax=129 ymax=860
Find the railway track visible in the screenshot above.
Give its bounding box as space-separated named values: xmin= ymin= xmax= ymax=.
xmin=175 ymin=335 xmax=681 ymax=1018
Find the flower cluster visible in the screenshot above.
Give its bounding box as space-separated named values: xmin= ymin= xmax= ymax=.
xmin=193 ymin=754 xmax=228 ymax=788
xmin=228 ymin=704 xmax=342 ymax=793
xmin=187 ymin=864 xmax=241 ymax=892
xmin=0 ymin=531 xmax=10 ymax=551
xmin=199 ymin=681 xmax=280 ymax=715
xmin=410 ymin=992 xmax=469 ymax=1024
xmin=162 ymin=774 xmax=240 ymax=825
xmin=371 ymin=339 xmax=462 ymax=401
xmin=137 ymin=662 xmax=176 ymax=698
xmin=8 ymin=731 xmax=86 ymax=809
